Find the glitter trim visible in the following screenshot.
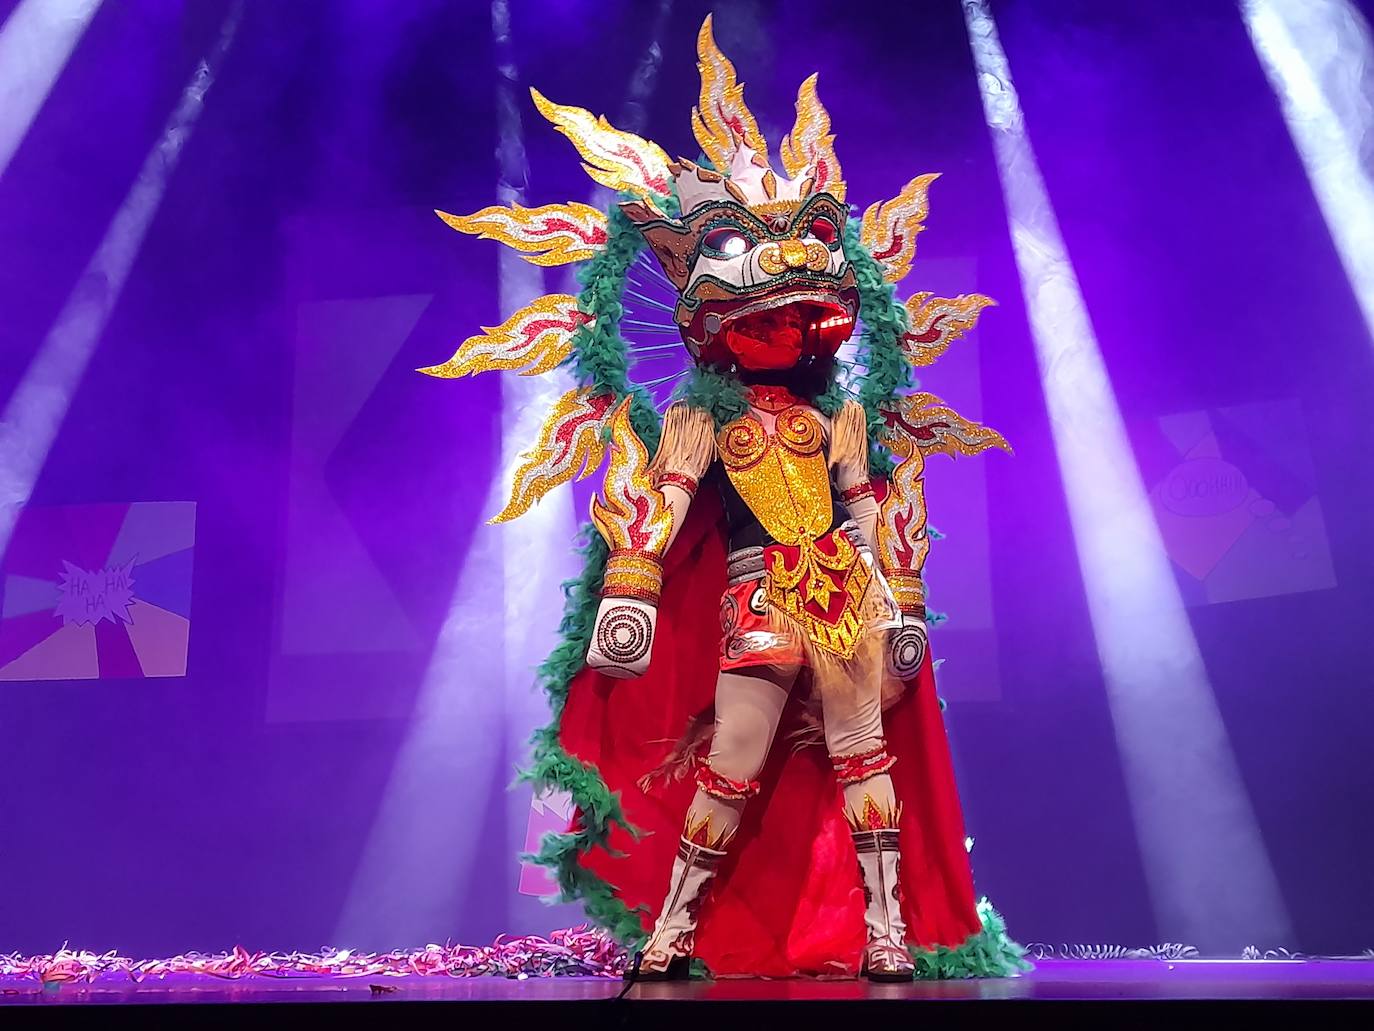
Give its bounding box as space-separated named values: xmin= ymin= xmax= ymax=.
xmin=683 ymin=815 xmax=734 ymax=852
xmin=602 ymin=550 xmax=664 ymax=603
xmin=883 ymin=570 xmax=926 ymax=616
xmin=0 ymin=929 xmax=631 ymax=983
xmin=694 ymin=764 xmax=760 ymax=801
xmin=653 ymin=471 xmax=699 ymax=497
xmin=832 ymin=742 xmax=897 ymax=786
xmin=840 ymin=482 xmax=875 ymax=505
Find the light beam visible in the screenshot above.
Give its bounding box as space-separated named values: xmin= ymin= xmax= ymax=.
xmin=0 ymin=0 xmax=104 ymax=180
xmin=962 ymin=0 xmax=1291 ymax=950
xmin=335 ymin=0 xmax=581 ymax=945
xmin=1243 ymin=0 xmax=1374 ymax=347
xmin=0 ymin=4 xmax=241 ymax=562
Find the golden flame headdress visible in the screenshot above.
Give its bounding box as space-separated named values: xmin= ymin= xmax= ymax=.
xmin=423 ymin=13 xmax=1006 ymax=525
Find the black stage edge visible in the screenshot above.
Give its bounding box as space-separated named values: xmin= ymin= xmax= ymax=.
xmin=8 ymin=1006 xmax=1374 ymax=1031
xmin=4 ymin=963 xmax=1374 ymax=1030
xmin=5 ymin=998 xmax=1373 ymax=1031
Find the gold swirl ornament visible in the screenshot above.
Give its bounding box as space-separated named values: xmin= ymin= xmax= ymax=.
xmin=757 ymin=239 xmax=832 ymax=277
xmin=717 ymin=408 xmax=831 ymax=546
xmin=757 ymin=239 xmax=812 ymax=276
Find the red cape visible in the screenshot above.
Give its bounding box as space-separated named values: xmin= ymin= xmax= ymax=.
xmin=558 ymin=489 xmax=982 ymax=977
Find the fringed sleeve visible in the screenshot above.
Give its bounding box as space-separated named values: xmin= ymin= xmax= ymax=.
xmin=829 ymin=400 xmax=879 ymax=548
xmin=648 ymin=402 xmax=717 ymax=553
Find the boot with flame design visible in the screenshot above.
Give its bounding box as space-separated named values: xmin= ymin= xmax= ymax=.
xmin=853 ymin=827 xmax=916 ymax=981
xmin=632 ymin=836 xmax=727 ymax=980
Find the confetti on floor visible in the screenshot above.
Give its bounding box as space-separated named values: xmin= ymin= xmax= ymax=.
xmin=0 ymin=927 xmax=630 ymax=983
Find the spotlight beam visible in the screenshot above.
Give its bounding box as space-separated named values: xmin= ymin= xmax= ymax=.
xmin=557 ymin=0 xmax=673 ymax=297
xmin=0 ymin=0 xmax=104 ymax=181
xmin=1243 ymin=0 xmax=1374 ymax=348
xmin=0 ymin=4 xmax=241 ymax=562
xmin=338 ymin=3 xmax=683 ymax=943
xmin=335 ymin=0 xmax=579 ymax=946
xmin=962 ymin=0 xmax=1292 ymax=949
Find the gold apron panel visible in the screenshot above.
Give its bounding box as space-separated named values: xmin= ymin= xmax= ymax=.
xmin=718 ymin=406 xmax=871 ymax=659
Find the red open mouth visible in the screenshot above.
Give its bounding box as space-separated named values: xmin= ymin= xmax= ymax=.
xmin=722 ymin=300 xmax=854 ymax=371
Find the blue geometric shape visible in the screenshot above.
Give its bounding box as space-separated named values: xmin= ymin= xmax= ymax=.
xmin=131 ymin=548 xmax=193 ymax=619
xmin=1 ymin=574 xmax=59 ymax=619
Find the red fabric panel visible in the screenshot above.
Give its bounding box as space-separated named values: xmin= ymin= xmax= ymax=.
xmin=559 ymin=492 xmax=728 ymax=923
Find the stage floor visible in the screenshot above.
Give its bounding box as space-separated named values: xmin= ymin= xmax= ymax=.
xmin=3 ymin=959 xmax=1372 ymax=1028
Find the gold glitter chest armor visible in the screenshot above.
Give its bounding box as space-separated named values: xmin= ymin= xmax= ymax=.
xmin=717 ymin=406 xmax=872 ymax=658
xmin=717 ymin=406 xmax=831 ymax=545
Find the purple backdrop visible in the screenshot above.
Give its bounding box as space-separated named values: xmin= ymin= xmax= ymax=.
xmin=0 ymin=0 xmax=1371 ymax=958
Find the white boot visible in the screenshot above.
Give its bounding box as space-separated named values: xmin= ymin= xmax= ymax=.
xmin=635 ymin=837 xmax=727 ymax=979
xmin=853 ymin=828 xmax=916 ymax=981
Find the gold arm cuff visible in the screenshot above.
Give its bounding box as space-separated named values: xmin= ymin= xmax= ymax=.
xmin=883 ymin=570 xmax=926 ymax=616
xmin=602 ymin=551 xmax=664 ymax=604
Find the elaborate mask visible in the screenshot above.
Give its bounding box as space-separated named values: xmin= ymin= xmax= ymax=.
xmin=621 ymin=145 xmax=858 ymax=370
xmin=614 ymin=22 xmax=859 ymax=371
xmin=432 ymin=15 xmax=948 ymax=381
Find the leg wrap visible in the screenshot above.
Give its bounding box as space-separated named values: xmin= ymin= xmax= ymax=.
xmin=694 ymin=763 xmax=761 ymax=801
xmin=831 ymin=741 xmax=897 ymax=786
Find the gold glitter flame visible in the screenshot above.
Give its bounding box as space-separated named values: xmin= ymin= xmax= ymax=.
xmin=489 ymin=388 xmax=616 ymax=525
xmin=692 ymin=13 xmax=769 ymax=174
xmin=530 ymin=88 xmax=672 ymax=202
xmin=437 ymin=202 xmax=609 ymax=267
xmin=901 ymin=292 xmax=996 ymax=367
xmin=860 ymin=173 xmax=941 ymax=284
xmin=781 ymin=73 xmax=844 ymax=202
xmin=879 ymin=392 xmax=1013 ymax=461
xmin=418 ymin=294 xmax=589 ymax=379
xmin=589 ymin=401 xmax=673 ymax=553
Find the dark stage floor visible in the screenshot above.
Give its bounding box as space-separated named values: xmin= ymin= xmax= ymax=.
xmin=3 ymin=959 xmax=1372 ymax=1028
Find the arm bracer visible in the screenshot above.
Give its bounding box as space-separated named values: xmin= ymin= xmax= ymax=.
xmin=590 ymin=405 xmax=674 ymax=604
xmin=591 ymin=402 xmax=714 ymax=604
xmin=876 ymin=448 xmax=928 ymax=618
xmin=830 ymin=400 xmax=879 ymax=548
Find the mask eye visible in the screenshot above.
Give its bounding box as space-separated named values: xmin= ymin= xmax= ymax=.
xmin=703 ymin=226 xmax=751 ymax=258
xmin=807 ymin=216 xmax=838 ymax=246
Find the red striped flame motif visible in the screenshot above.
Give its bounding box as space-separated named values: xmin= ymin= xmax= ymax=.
xmin=901 ymin=293 xmax=996 ymax=367
xmin=419 ymin=295 xmax=591 ymax=379
xmin=590 ymin=403 xmax=673 ymax=554
xmin=691 ymin=15 xmax=770 ymax=176
xmin=437 ymin=202 xmax=609 ymax=267
xmin=780 ymin=73 xmax=845 ymax=202
xmin=860 ymin=174 xmax=941 ymax=284
xmin=889 ymin=503 xmax=917 ymax=569
xmin=489 ymin=388 xmax=615 ymax=524
xmin=876 ymin=392 xmax=1011 ymax=578
xmin=530 ymin=89 xmax=673 ymax=201
xmin=879 ymin=392 xmax=1012 ymax=461
xmin=877 ymin=449 xmax=928 ymax=575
